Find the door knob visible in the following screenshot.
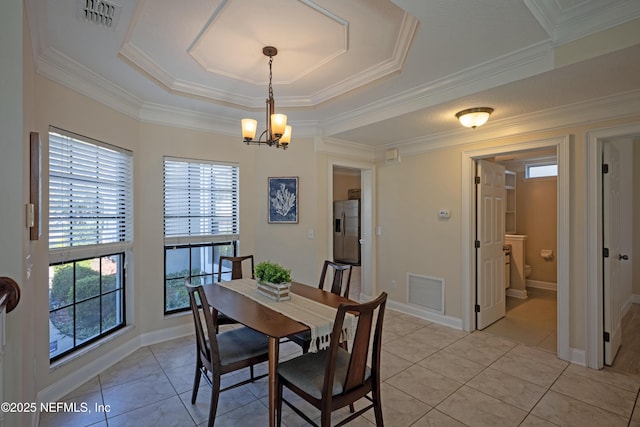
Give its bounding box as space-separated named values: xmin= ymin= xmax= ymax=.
xmin=618 ymin=254 xmax=629 ymax=260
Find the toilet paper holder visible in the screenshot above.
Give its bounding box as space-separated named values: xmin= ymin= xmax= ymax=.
xmin=540 ymin=249 xmax=553 ymax=260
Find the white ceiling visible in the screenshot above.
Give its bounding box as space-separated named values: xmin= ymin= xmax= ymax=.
xmin=25 ymin=0 xmax=640 ymax=149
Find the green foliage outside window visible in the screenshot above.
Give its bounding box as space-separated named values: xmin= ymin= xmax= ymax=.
xmin=50 ymin=260 xmax=120 ymax=341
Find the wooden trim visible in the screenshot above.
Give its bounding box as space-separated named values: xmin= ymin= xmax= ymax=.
xmin=30 ymin=131 xmax=41 ymax=240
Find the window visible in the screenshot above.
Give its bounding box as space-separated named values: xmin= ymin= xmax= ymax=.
xmin=525 ymin=161 xmax=557 ymax=179
xmin=163 ymin=157 xmax=239 ymax=313
xmin=48 ymin=128 xmax=132 ymax=361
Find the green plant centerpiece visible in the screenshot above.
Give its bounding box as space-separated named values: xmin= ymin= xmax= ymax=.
xmin=254 ymin=261 xmax=292 ymax=301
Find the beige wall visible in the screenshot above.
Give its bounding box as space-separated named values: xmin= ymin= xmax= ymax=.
xmin=333 ymin=170 xmax=361 ymax=201
xmin=375 ymin=121 xmax=640 ymax=353
xmin=516 ymin=173 xmax=558 ymax=284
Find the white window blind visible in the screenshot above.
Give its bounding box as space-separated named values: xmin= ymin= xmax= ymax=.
xmin=49 ymin=128 xmax=133 ymax=262
xmin=163 ymin=157 xmax=239 ymax=245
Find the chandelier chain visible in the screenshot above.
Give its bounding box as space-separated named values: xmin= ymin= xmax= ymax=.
xmin=268 ymin=56 xmax=274 ymax=100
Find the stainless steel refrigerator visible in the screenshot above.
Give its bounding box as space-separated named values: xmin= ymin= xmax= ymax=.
xmin=333 ymin=199 xmax=360 ymax=265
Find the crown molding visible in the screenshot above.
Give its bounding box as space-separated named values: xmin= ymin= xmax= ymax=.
xmin=323 ymin=40 xmax=554 ymax=136
xmin=139 ymin=102 xmax=320 ymax=140
xmin=118 ymin=11 xmax=417 ymax=109
xmin=307 ymin=12 xmax=420 ymax=106
xmin=315 ymin=137 xmax=376 ymax=162
xmin=383 ymin=89 xmax=640 ymax=157
xmin=524 ymin=0 xmax=640 ymax=45
xmin=36 ymin=47 xmax=143 ymax=119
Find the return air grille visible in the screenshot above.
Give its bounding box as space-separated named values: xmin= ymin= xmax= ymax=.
xmin=407 ymin=273 xmax=444 ymax=314
xmin=78 ymin=0 xmax=121 ymax=29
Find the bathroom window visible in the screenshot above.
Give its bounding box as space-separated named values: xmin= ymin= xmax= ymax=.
xmin=525 ymin=161 xmax=557 ymax=179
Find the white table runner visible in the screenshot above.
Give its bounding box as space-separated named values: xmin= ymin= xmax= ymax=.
xmin=217 ymin=278 xmax=356 ymax=352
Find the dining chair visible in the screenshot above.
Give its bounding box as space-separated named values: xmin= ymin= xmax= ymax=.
xmin=318 ymin=260 xmax=352 ymax=298
xmin=215 ymin=255 xmax=255 ymax=328
xmin=290 ymin=260 xmax=353 ymax=353
xmin=217 ymin=255 xmax=255 ymax=282
xmin=185 ymin=280 xmax=269 ymax=427
xmin=276 ymin=292 xmax=388 ymax=427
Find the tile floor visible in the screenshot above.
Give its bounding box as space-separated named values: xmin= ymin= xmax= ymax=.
xmin=483 ymin=288 xmax=557 ymax=353
xmin=39 ymin=308 xmax=640 ymax=427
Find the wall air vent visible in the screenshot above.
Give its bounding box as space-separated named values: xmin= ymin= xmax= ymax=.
xmin=407 ymin=273 xmax=444 ymax=314
xmin=77 ymin=0 xmax=121 ymax=29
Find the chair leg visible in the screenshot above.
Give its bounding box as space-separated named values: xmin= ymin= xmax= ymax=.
xmin=192 ymin=363 xmax=203 ymax=404
xmin=276 ymin=379 xmax=283 ymax=427
xmin=250 ymin=364 xmax=254 ymax=381
xmin=208 ymin=374 xmax=221 ymax=427
xmin=372 ymin=386 xmax=384 ymax=426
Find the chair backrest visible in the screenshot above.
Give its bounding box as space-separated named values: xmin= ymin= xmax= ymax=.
xmin=218 ymin=255 xmax=255 ymax=282
xmin=322 ymin=292 xmax=387 ymax=399
xmin=185 ymin=280 xmax=221 ymax=372
xmin=318 ymin=260 xmax=352 ymax=298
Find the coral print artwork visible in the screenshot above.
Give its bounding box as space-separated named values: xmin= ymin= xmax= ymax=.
xmin=268 ymin=177 xmax=299 ymax=223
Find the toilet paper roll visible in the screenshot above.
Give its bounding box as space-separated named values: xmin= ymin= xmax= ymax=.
xmin=540 ymin=249 xmax=553 ymax=260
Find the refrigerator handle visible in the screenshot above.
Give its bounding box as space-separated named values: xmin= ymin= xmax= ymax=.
xmin=342 ymin=212 xmax=346 ymax=237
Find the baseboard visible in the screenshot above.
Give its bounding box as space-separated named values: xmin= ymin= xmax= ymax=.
xmin=506 ymin=288 xmax=528 ymax=299
xmin=36 ymin=324 xmax=193 ymax=414
xmin=526 ymin=280 xmax=557 ymax=291
xmin=387 ymin=299 xmax=463 ymax=330
xmin=569 ymin=347 xmax=586 ymax=366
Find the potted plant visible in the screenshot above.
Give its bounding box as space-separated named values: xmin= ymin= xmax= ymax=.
xmin=255 ymin=261 xmax=291 ymax=301
xmin=255 ymin=261 xmax=291 ymax=284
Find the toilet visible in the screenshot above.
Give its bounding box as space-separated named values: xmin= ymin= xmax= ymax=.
xmin=524 ymin=264 xmax=531 ymax=278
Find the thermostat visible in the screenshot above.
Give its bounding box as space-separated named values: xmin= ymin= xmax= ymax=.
xmin=438 ymin=209 xmax=451 ymax=219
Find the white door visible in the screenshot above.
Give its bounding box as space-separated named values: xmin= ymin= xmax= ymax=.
xmin=603 ymin=143 xmax=623 ymax=365
xmin=476 ymin=159 xmax=506 ymax=329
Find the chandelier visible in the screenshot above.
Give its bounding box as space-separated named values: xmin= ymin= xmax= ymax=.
xmin=241 ymin=46 xmax=292 ymax=149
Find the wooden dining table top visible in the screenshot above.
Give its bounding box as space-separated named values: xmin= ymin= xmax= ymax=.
xmin=202 ymin=280 xmax=353 ymax=338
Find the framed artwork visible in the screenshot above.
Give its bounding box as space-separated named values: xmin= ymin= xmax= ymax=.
xmin=268 ymin=177 xmax=299 ymax=224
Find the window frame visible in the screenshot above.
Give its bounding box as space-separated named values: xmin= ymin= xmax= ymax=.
xmin=163 ymin=241 xmax=237 ymax=314
xmin=48 ymin=127 xmax=131 ymax=361
xmin=163 ymin=156 xmax=240 ymax=314
xmin=525 ymin=160 xmax=558 ymax=179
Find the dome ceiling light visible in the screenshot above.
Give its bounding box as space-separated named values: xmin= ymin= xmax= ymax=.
xmin=455 ymin=107 xmax=494 ymax=129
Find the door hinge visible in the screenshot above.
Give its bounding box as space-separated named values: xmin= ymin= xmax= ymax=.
xmin=475 ymin=304 xmax=480 ymax=313
xmin=603 ymin=248 xmax=609 ymax=258
xmin=604 ymin=331 xmax=610 ymax=342
xmin=602 ymin=163 xmax=609 ymax=174
xmin=475 ymin=240 xmax=480 ymax=248
xmin=474 ymin=176 xmax=480 ymax=184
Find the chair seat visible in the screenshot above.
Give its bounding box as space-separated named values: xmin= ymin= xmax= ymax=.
xmin=213 ymin=327 xmax=269 ymax=367
xmin=278 ymin=347 xmax=371 ymax=400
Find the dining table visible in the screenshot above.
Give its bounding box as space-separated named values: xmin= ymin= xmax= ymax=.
xmin=202 ymin=279 xmax=355 ymax=427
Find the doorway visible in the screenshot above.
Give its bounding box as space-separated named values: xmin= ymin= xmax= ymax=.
xmin=482 ymin=148 xmax=559 ymax=353
xmin=461 ymin=136 xmax=570 ymax=361
xmin=328 ymin=159 xmax=375 ymax=301
xmin=586 ymin=124 xmax=640 ymax=370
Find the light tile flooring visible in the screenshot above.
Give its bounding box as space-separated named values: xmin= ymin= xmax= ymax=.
xmin=39 ymin=308 xmax=640 ymax=427
xmin=483 ymin=288 xmax=557 ymax=353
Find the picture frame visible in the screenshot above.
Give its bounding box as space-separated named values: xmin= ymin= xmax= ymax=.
xmin=30 ymin=131 xmax=41 ymax=240
xmin=268 ymin=177 xmax=299 ymax=224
